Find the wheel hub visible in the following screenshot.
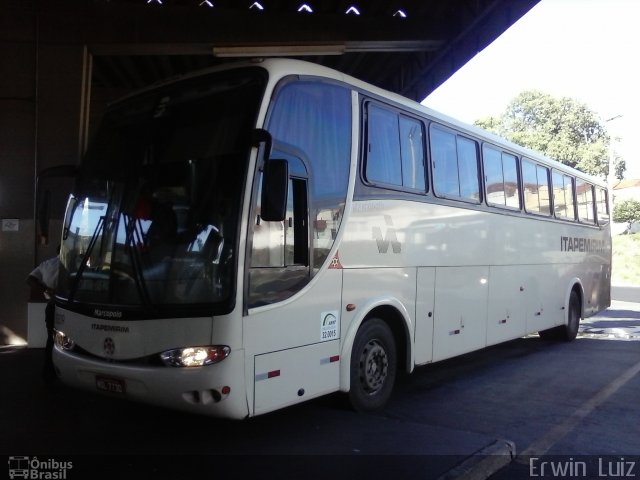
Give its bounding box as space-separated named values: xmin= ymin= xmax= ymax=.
xmin=360 ymin=340 xmax=388 ymax=393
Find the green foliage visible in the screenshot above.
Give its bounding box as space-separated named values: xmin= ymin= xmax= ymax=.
xmin=474 ymin=90 xmax=622 ymax=179
xmin=612 ymin=233 xmax=640 ymax=286
xmin=613 ymin=199 xmax=640 ymax=225
xmin=614 ymin=155 xmax=626 ymax=181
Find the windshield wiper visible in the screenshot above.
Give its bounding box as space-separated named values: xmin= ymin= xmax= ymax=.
xmin=68 ymin=215 xmax=105 ymax=303
xmin=122 ymin=214 xmax=152 ymax=309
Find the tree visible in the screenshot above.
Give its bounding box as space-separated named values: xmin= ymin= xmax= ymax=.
xmin=613 ymin=199 xmax=640 ymax=231
xmin=475 ymin=90 xmax=624 ymax=179
xmin=612 ymin=143 xmax=626 ymax=181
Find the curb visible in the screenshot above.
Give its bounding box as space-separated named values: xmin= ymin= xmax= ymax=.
xmin=437 ymin=439 xmax=516 ymax=480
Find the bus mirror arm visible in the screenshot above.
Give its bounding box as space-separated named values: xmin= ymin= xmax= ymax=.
xmin=252 ymin=128 xmax=273 ymax=162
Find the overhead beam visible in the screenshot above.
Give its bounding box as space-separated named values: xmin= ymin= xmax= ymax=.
xmin=38 ymin=2 xmax=448 ymax=49
xmin=35 ymin=0 xmax=540 ymax=101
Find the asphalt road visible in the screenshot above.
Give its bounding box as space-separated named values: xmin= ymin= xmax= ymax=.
xmin=2 ymin=298 xmax=639 ymax=480
xmin=486 ymin=299 xmax=640 ymax=479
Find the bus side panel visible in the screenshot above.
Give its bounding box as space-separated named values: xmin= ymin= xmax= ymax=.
xmin=244 ymin=268 xmax=343 ymax=415
xmin=554 ymin=263 xmax=576 ymax=327
xmin=244 ymin=269 xmax=343 ymax=358
xmin=486 ymin=266 xmax=526 ymax=346
xmin=581 ymin=262 xmax=611 ymax=317
xmin=253 ymin=340 xmax=340 ymax=416
xmin=432 ymin=266 xmax=489 ymax=362
xmin=523 ymin=265 xmax=562 ymax=333
xmin=339 ymin=267 xmax=416 ymax=387
xmin=414 ymin=267 xmax=435 ymax=365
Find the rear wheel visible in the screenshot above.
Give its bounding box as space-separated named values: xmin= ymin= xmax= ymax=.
xmin=561 ymin=291 xmax=581 ymax=341
xmin=538 ymin=290 xmax=581 ymax=342
xmin=348 ymin=318 xmax=397 ymax=412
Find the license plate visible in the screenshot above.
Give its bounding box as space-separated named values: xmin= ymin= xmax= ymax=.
xmin=96 ymin=375 xmax=126 ymax=394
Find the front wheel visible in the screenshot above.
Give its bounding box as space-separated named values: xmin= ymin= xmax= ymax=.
xmin=348 ymin=318 xmax=397 ymax=412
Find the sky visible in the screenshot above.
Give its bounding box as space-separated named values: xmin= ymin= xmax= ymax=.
xmin=422 ymin=0 xmax=640 ymax=179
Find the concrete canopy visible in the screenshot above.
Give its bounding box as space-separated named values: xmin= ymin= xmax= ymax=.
xmin=48 ymin=0 xmax=541 ymax=101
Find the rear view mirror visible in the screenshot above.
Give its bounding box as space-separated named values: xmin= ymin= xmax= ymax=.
xmin=261 ymin=159 xmax=288 ymax=222
xmin=252 ymin=129 xmax=288 ymax=222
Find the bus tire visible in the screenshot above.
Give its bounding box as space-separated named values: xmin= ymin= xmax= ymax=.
xmin=560 ymin=291 xmax=581 ymax=341
xmin=348 ymin=318 xmax=397 ymax=412
xmin=538 ymin=291 xmax=581 ymax=342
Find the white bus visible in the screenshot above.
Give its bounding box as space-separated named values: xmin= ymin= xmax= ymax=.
xmin=53 ymin=59 xmax=611 ymax=418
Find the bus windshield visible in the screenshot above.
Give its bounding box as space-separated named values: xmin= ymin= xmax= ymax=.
xmin=58 ymin=67 xmax=266 ymax=315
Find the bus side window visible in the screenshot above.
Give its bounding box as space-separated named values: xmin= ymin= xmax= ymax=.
xmin=365 ymin=104 xmax=426 ymax=191
xmin=484 ymin=145 xmax=505 ymax=206
xmin=457 ymin=136 xmax=480 ymax=200
xmin=553 ymin=171 xmax=576 ymax=220
xmin=430 ymin=126 xmax=458 ymax=197
xmin=248 ymin=161 xmax=310 ymax=308
xmin=251 ymin=157 xmax=308 ymax=269
xmin=366 ymin=104 xmax=402 ymax=186
xmin=285 ymin=178 xmax=309 ymax=267
xmin=249 ymin=79 xmax=352 ymax=308
xmin=503 ymin=152 xmax=520 ymax=208
xmin=431 ymin=125 xmax=480 ymax=202
xmin=399 ymin=116 xmax=426 ymax=191
xmin=483 ymin=145 xmax=520 ymax=209
xmin=522 ymin=159 xmax=551 ymax=216
xmin=596 ymin=187 xmax=610 ymax=225
xmin=576 ymin=180 xmax=596 ymax=224
xmin=266 ymin=80 xmax=351 ymax=274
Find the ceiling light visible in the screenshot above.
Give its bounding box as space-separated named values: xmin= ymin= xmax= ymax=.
xmin=345 ymin=5 xmax=360 ymax=15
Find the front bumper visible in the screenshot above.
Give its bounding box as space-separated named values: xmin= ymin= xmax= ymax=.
xmin=53 ymin=346 xmax=249 ymax=419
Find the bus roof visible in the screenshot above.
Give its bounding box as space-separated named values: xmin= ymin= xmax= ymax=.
xmin=109 ymin=57 xmax=606 ymax=188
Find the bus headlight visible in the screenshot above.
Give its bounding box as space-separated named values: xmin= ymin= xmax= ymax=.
xmin=54 ymin=331 xmax=76 ymax=351
xmin=159 ymin=346 xmax=230 ymax=367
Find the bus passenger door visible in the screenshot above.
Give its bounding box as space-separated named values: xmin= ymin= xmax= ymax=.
xmin=245 ymin=151 xmax=342 ymax=416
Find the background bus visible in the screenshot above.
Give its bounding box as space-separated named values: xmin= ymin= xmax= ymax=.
xmin=52 ymin=59 xmax=611 ymax=418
